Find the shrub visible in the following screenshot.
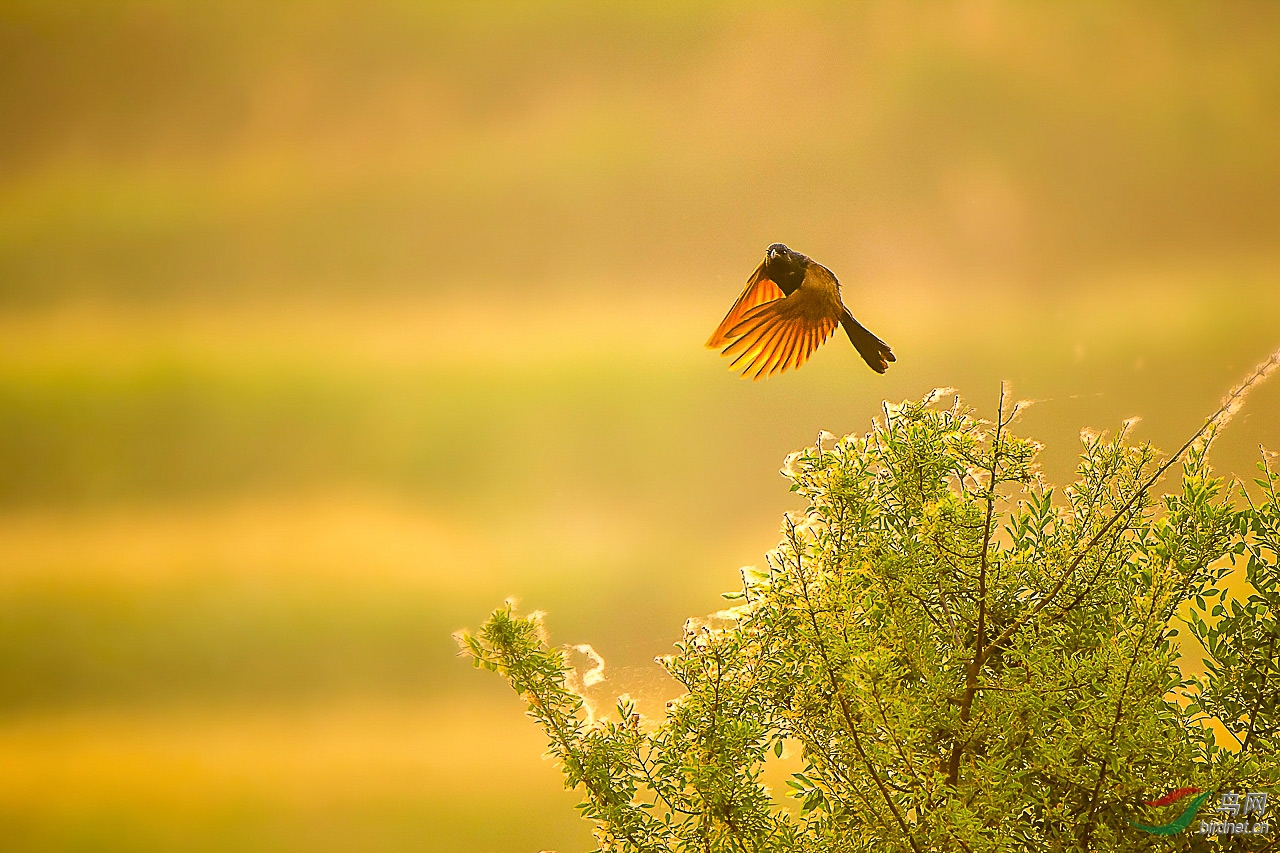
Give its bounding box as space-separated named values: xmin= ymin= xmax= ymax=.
xmin=460 ymin=368 xmax=1280 ymax=852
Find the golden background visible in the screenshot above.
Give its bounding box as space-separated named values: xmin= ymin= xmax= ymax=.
xmin=1 ymin=2 xmax=1279 ymax=850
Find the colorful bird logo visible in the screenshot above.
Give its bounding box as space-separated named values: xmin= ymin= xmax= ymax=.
xmin=1131 ymin=787 xmax=1211 ymax=835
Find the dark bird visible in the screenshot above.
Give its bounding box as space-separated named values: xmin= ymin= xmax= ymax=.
xmin=707 ymin=244 xmax=895 ymax=379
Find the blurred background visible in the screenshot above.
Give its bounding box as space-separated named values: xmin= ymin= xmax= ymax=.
xmin=1 ymin=1 xmax=1279 ymax=850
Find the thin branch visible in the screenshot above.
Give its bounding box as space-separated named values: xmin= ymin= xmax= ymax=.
xmin=1241 ymin=632 xmax=1277 ymax=754
xmin=1078 ymin=581 xmax=1164 ymax=849
xmin=787 ymin=519 xmax=925 ymax=853
xmin=985 ymin=360 xmax=1272 ymax=663
xmin=947 ymin=383 xmax=1007 ymax=788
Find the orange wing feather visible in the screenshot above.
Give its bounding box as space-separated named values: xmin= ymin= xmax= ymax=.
xmin=719 ymin=303 xmax=838 ymax=380
xmin=706 ymin=260 xmax=784 ymax=348
xmin=712 ymin=263 xmax=844 ymax=380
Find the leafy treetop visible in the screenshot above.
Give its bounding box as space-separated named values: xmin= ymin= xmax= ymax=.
xmin=460 ymin=388 xmax=1280 ymax=853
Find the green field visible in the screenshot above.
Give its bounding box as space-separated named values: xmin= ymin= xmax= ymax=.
xmin=2 ymin=3 xmax=1279 ymax=850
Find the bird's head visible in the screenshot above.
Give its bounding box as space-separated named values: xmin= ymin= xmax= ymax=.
xmin=763 ymin=243 xmax=808 ymax=293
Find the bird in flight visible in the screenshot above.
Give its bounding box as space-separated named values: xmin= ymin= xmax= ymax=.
xmin=707 ymin=243 xmax=895 ymax=380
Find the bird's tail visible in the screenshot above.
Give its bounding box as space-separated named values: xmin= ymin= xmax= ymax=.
xmin=840 ymin=311 xmax=895 ymax=374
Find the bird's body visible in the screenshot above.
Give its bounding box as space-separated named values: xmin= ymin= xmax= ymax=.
xmin=707 ymin=244 xmax=895 ymax=379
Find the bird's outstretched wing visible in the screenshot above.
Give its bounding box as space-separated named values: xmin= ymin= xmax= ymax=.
xmin=715 ymin=264 xmax=844 ymax=381
xmin=705 ymin=260 xmax=784 ymax=349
